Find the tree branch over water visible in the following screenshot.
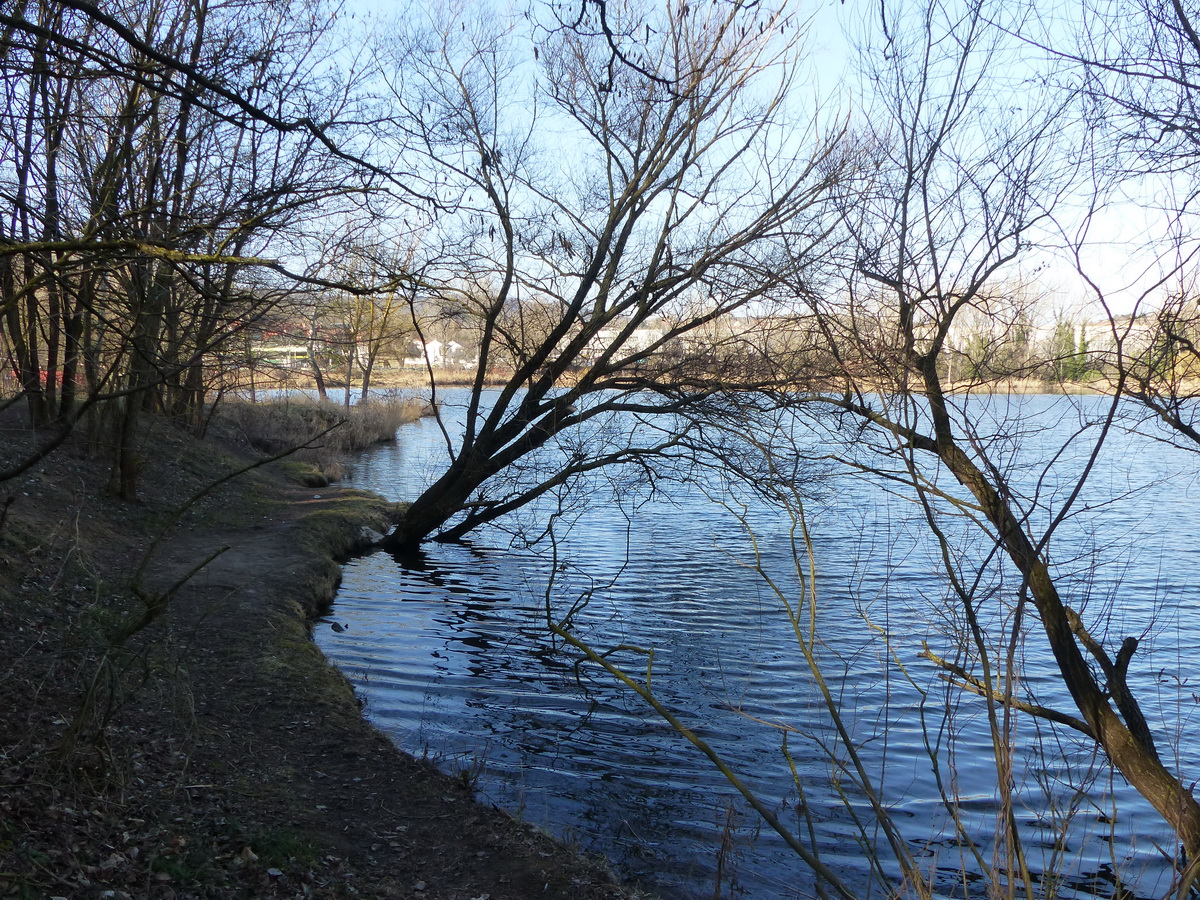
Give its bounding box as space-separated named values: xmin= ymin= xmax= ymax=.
xmin=379 ymin=0 xmax=843 ymax=549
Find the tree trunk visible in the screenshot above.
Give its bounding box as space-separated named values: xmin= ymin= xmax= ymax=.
xmin=382 ymin=458 xmax=488 ymax=550
xmin=58 ymin=283 xmax=86 ymax=420
xmin=360 ymin=350 xmax=374 ymax=401
xmin=917 ymin=364 xmax=1200 ymax=858
xmin=105 ymin=395 xmax=141 ymax=500
xmin=382 ymin=400 xmax=575 ymax=550
xmin=2 ymin=254 xmax=50 ymax=427
xmin=308 ymin=341 xmax=327 ymax=400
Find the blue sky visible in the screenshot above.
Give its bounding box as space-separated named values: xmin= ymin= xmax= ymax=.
xmin=337 ymin=0 xmax=1181 ymax=321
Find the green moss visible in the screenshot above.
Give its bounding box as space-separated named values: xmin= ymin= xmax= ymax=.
xmin=249 ymin=826 xmax=322 ymax=868
xmin=293 ymin=496 xmax=403 ymax=558
xmin=257 ymin=624 xmax=361 ymax=727
xmin=150 ymin=849 xmax=213 ymax=883
xmin=274 ymin=459 xmax=331 ymax=487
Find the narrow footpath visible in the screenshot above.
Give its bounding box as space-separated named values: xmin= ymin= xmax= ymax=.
xmin=0 ymin=413 xmax=640 ymax=899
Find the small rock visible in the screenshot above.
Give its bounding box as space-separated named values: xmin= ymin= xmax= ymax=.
xmin=357 ymin=526 xmax=385 ymax=545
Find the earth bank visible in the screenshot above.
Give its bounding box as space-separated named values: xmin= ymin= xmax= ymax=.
xmin=0 ymin=407 xmax=642 ymax=899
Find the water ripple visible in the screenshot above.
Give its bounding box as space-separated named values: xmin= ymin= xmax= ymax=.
xmin=318 ymin=393 xmax=1200 ymax=899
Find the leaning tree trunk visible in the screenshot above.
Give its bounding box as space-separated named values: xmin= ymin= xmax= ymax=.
xmin=382 ymin=400 xmax=574 ymax=551
xmin=916 ymin=363 xmax=1200 ymax=859
xmin=382 ymin=453 xmax=493 ymax=551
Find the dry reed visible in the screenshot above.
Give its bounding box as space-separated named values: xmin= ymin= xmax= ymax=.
xmin=216 ymin=395 xmax=432 ymax=481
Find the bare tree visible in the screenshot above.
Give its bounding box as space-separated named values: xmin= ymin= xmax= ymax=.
xmin=536 ymin=2 xmax=1200 ymax=890
xmin=1114 ymin=287 xmax=1200 ymax=444
xmin=375 ymin=0 xmax=843 ymax=550
xmin=1063 ymin=0 xmax=1200 ymax=455
xmin=743 ymin=0 xmax=1200 ymax=879
xmin=0 ymin=0 xmax=384 ymax=492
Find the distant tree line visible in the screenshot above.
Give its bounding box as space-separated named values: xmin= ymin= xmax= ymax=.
xmin=0 ymin=0 xmax=384 ymax=493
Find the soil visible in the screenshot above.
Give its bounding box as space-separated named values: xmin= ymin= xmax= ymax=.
xmin=0 ymin=408 xmax=645 ymax=899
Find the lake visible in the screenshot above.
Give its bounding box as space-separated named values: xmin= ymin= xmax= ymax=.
xmin=315 ymin=391 xmax=1200 ymax=899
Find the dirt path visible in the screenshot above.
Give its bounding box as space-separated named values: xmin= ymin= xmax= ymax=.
xmin=0 ymin=417 xmax=643 ymax=899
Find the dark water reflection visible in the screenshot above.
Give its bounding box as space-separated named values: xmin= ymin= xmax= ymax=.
xmin=316 ymin=393 xmax=1200 ymax=899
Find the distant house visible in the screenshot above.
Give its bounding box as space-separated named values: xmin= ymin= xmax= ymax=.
xmin=403 ymin=339 xmax=476 ymax=368
xmin=251 ymin=344 xmax=309 ymax=369
xmin=404 ymin=338 xmax=443 ymax=367
xmin=582 ymin=326 xmax=665 ymax=363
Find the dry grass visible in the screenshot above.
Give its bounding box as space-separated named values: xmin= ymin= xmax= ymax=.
xmin=214 ymin=395 xmax=432 ymax=483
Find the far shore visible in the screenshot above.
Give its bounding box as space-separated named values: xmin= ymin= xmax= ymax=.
xmin=239 ymin=366 xmax=1118 ymax=399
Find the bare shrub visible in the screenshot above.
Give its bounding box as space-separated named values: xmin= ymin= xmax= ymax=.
xmin=215 ymin=396 xmax=430 ymax=481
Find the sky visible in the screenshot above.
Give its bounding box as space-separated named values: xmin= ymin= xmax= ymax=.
xmin=336 ymin=0 xmax=1186 ymax=322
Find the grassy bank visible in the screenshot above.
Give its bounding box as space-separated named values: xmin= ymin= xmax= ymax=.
xmin=0 ymin=400 xmax=637 ymax=900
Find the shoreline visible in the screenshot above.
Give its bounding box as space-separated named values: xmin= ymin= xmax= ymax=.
xmin=0 ymin=410 xmax=641 ymax=899
xmin=159 ymin=478 xmax=638 ymax=899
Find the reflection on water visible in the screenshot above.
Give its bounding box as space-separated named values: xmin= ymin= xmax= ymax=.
xmin=316 ymin=393 xmax=1200 ymax=899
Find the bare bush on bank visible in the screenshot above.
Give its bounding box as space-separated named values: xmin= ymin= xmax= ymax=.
xmin=215 ymin=396 xmax=431 ymax=484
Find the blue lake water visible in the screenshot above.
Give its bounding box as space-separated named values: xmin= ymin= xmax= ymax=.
xmin=315 ymin=391 xmax=1200 ymax=899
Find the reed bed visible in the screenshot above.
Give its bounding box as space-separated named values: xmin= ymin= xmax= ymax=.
xmin=216 ymin=394 xmax=432 ymax=482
